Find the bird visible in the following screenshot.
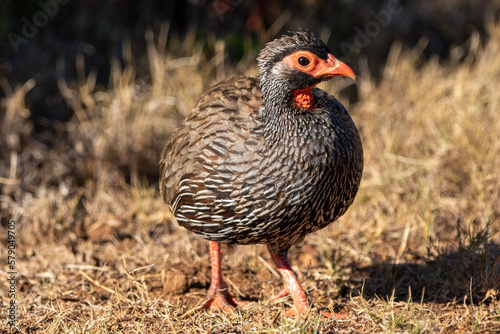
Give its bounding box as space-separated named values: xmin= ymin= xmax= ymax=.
xmin=159 ymin=30 xmax=363 ymax=317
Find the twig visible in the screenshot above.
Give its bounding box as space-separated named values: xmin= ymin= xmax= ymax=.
xmin=256 ymin=254 xmax=280 ymax=279
xmin=129 ymin=263 xmax=155 ymax=274
xmin=225 ymin=276 xmax=246 ymax=297
xmin=180 ymin=302 xmax=204 ymax=319
xmin=79 ymin=270 xmax=126 ymax=301
xmin=68 ymin=264 xmax=109 ymax=271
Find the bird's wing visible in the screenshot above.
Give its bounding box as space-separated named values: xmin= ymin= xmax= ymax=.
xmin=159 ymin=76 xmax=263 ymax=212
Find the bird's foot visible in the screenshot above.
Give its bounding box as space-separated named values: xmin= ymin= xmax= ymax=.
xmin=202 ymin=241 xmax=250 ymax=313
xmin=270 ymin=288 xmax=349 ymax=318
xmin=269 ymin=287 xmax=305 ymax=317
xmin=269 ymin=287 xmax=290 ymax=301
xmin=283 ymin=303 xmax=307 ymax=317
xmin=268 ymin=250 xmax=350 ymax=318
xmin=275 ymin=287 xmax=310 ymax=317
xmin=202 ymin=288 xmax=249 ymax=313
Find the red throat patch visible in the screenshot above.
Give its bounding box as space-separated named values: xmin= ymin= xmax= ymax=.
xmin=291 ymin=87 xmax=316 ymax=111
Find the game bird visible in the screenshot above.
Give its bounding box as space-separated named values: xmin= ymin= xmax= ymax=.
xmin=160 ymin=30 xmax=363 ymax=316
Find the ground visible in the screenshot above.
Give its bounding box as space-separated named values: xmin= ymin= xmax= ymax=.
xmin=3 ymin=220 xmax=499 ymax=333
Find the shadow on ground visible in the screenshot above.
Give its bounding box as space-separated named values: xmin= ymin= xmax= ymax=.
xmin=349 ymin=241 xmax=500 ymax=304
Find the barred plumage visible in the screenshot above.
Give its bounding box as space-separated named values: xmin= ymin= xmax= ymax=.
xmin=159 ymin=30 xmax=363 ymax=317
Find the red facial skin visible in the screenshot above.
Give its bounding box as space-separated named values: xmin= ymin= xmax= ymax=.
xmin=283 ymin=51 xmax=357 ymax=110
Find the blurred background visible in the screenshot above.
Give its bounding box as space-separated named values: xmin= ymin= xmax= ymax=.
xmin=1 ymin=0 xmax=500 ymax=130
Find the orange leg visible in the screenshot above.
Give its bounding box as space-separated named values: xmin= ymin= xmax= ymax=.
xmin=269 ymin=251 xmax=309 ymax=316
xmin=269 ymin=250 xmax=349 ymax=318
xmin=202 ymin=241 xmax=248 ymax=312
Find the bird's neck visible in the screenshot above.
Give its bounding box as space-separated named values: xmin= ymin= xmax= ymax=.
xmin=260 ymin=73 xmax=318 ymax=111
xmin=290 ymin=87 xmax=316 ymax=110
xmin=259 ymin=78 xmax=317 ymax=141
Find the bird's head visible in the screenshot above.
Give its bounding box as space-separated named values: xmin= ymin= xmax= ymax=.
xmin=257 ymin=30 xmax=356 ymax=110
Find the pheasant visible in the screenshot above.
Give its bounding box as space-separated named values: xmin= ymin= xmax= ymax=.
xmin=160 ymin=30 xmax=363 ymax=317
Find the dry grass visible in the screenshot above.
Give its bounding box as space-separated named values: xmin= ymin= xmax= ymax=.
xmin=1 ymin=21 xmax=500 ymax=333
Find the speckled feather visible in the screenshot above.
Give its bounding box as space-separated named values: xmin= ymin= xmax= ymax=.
xmin=160 ymin=31 xmax=363 ymax=254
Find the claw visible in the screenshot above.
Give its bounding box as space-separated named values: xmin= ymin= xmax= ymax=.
xmin=202 ymin=287 xmax=248 ymax=312
xmin=270 ymin=287 xmax=290 ymax=301
xmin=268 ymin=249 xmax=350 ymax=318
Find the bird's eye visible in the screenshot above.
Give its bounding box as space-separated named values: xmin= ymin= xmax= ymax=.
xmin=297 ymin=56 xmax=310 ymax=66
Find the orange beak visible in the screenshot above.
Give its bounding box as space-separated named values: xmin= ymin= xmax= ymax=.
xmin=314 ymin=53 xmax=357 ymax=81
